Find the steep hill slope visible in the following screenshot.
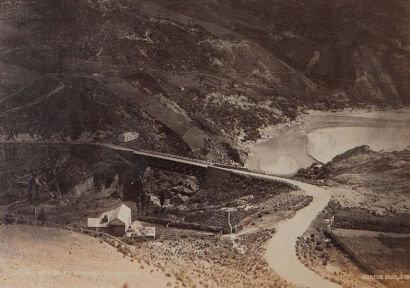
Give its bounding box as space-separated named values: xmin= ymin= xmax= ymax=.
xmin=0 ymin=143 xmax=147 ymax=205
xmin=297 ymin=146 xmax=410 ymax=214
xmin=1 ymin=0 xmax=409 ymax=146
xmin=0 ymin=75 xmax=188 ymax=153
xmin=0 ymin=225 xmax=175 ymax=288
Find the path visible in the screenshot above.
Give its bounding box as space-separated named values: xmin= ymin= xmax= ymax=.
xmin=0 ymin=81 xmax=64 ymax=117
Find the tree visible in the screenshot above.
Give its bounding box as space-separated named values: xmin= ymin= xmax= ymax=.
xmin=37 ymin=207 xmax=46 ymax=222
xmin=159 ymin=191 xmax=165 ymax=206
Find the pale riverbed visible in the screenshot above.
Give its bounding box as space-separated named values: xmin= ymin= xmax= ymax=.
xmin=265 ymin=182 xmax=341 ymax=288
xmin=246 ymin=110 xmax=410 ymax=175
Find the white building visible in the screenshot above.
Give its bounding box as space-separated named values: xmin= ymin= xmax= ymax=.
xmin=118 ymin=132 xmax=139 ymax=143
xmin=87 ymin=204 xmax=132 ymax=236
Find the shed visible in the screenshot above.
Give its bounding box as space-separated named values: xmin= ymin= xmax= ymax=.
xmin=87 ymin=204 xmax=132 ymax=237
xmin=118 ymin=132 xmax=139 ymax=143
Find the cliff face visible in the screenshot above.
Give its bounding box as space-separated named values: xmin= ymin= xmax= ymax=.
xmin=1 ymin=0 xmax=409 ymax=145
xmin=0 ymin=143 xmax=145 ymax=205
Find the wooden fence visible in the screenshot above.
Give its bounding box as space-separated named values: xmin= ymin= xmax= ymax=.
xmin=3 ymin=215 xmax=127 ymax=247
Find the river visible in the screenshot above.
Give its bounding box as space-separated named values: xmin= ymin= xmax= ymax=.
xmin=218 ymin=169 xmax=342 ymax=288
xmin=265 ymin=181 xmax=341 ymax=288
xmin=246 ymin=110 xmax=410 ymax=175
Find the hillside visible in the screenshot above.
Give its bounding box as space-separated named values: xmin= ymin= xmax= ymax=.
xmin=0 ymin=76 xmax=189 ymax=154
xmin=299 ymin=145 xmax=410 ymax=192
xmin=297 ymin=146 xmax=410 ymax=214
xmin=0 ymin=143 xmax=147 ymax=205
xmin=0 ymin=225 xmax=174 ymax=288
xmin=1 ymin=0 xmax=409 ymax=150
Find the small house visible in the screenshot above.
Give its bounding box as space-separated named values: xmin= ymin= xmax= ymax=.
xmin=87 ymin=204 xmax=132 ymax=237
xmin=118 ymin=132 xmax=139 ymax=143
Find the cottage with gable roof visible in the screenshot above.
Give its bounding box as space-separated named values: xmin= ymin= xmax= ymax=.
xmin=87 ymin=204 xmax=132 ymax=236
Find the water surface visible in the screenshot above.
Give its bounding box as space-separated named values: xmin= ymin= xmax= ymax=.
xmin=246 ymin=111 xmax=410 ymax=175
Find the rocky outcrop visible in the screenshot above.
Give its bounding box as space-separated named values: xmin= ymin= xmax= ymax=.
xmin=0 ymin=143 xmax=143 ymax=205
xmin=141 ymin=167 xmax=199 ymax=210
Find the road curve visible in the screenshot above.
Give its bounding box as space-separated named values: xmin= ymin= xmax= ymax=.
xmin=266 ymin=181 xmax=341 ymax=288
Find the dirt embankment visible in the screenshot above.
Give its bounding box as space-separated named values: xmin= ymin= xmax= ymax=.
xmin=332 ymin=210 xmax=410 ymax=233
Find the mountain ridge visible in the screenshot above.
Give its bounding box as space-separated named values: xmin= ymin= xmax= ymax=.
xmin=1 ymin=0 xmax=409 ymax=152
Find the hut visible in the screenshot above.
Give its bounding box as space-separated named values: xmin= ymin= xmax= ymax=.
xmin=118 ymin=132 xmax=139 ymax=143
xmin=87 ymin=204 xmax=132 ymax=237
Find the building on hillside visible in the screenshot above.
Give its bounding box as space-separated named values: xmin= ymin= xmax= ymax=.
xmin=87 ymin=204 xmax=131 ymax=237
xmin=118 ymin=132 xmax=139 ymax=143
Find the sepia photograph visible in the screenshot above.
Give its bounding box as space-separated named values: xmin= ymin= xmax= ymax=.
xmin=0 ymin=1 xmax=409 ymax=287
